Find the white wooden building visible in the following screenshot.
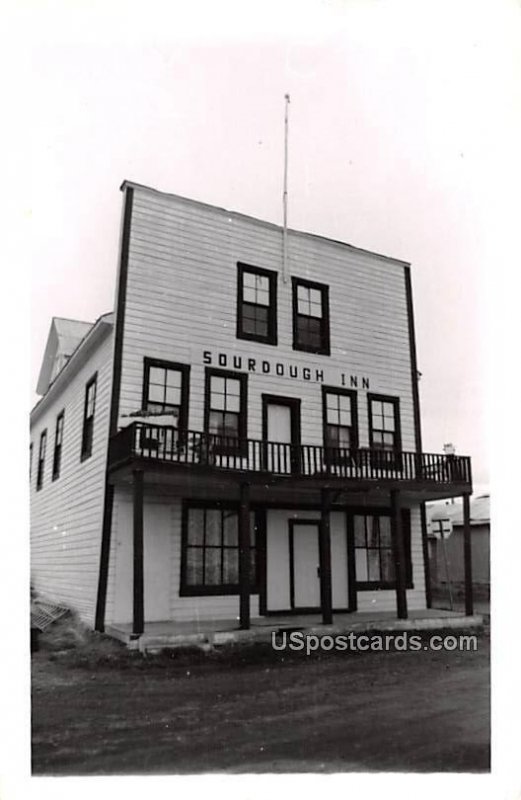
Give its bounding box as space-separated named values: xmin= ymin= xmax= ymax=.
xmin=30 ymin=181 xmax=475 ymax=639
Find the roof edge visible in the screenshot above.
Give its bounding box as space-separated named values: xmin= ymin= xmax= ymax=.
xmin=119 ymin=179 xmax=411 ymax=269
xmin=31 ymin=312 xmax=114 ymax=424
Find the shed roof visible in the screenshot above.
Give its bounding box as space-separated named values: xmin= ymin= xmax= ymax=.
xmin=427 ymin=494 xmax=490 ymax=528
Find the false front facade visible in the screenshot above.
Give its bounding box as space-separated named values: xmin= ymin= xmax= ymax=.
xmin=30 ymin=181 xmax=474 ymax=639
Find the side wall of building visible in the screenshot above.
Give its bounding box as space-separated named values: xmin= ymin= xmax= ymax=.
xmin=30 ymin=331 xmax=113 ymax=626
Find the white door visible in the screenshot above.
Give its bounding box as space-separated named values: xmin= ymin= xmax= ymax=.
xmin=292 ymin=524 xmax=321 ymax=608
xmin=266 ymin=403 xmax=293 ymax=473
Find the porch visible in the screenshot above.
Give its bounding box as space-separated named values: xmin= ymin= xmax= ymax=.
xmin=106 ymin=608 xmax=484 ymax=652
xmin=99 ymin=423 xmax=474 ymax=640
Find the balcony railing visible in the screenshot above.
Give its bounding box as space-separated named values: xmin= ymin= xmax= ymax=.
xmin=108 ymin=422 xmax=472 ymax=486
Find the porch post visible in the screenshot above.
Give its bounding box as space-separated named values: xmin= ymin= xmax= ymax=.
xmin=319 ymin=489 xmax=333 ymax=625
xmin=462 ymin=493 xmax=474 ymax=616
xmin=391 ymin=490 xmax=408 ymax=619
xmin=238 ymin=482 xmax=251 ymax=630
xmin=420 ymin=502 xmax=432 ymax=608
xmin=132 ymin=469 xmax=144 ymax=636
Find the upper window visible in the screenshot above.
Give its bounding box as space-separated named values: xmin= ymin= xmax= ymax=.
xmin=142 ymin=359 xmax=190 ymax=430
xmin=205 ymin=368 xmax=248 ymax=455
xmin=322 ymin=388 xmax=358 ymax=463
xmin=292 ymin=277 xmax=330 ymax=355
xmin=181 ymin=505 xmax=258 ymax=596
xmin=52 ymin=410 xmax=65 ymax=481
xmin=368 ymin=395 xmax=401 ymax=453
xmin=81 ymin=374 xmax=97 ymax=461
xmin=354 ymin=511 xmax=412 ymax=590
xmin=237 ymin=263 xmax=278 ymax=345
xmin=36 ymin=430 xmax=47 ymax=491
xmin=29 ymin=443 xmax=33 ymax=481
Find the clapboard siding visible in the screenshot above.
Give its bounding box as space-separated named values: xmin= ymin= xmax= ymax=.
xmin=117 ymin=185 xmax=416 ymax=453
xmin=105 ymin=491 xmax=259 ymax=625
xmin=30 ymin=330 xmax=113 ymax=626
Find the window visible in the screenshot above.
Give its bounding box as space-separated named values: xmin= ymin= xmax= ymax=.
xmin=142 ymin=359 xmax=189 ymax=429
xmin=205 ymin=368 xmax=248 ymax=455
xmin=354 ymin=512 xmax=412 ymax=589
xmin=29 ymin=443 xmax=33 ymax=480
xmin=368 ymin=394 xmax=401 ymax=466
xmin=52 ymin=411 xmax=65 ymax=481
xmin=292 ymin=277 xmax=330 ymax=355
xmin=36 ymin=430 xmax=47 ymax=491
xmin=322 ymin=388 xmax=358 ymax=463
xmin=237 ymin=263 xmax=277 ymax=345
xmin=181 ymin=505 xmax=258 ymax=595
xmin=81 ymin=374 xmax=97 ymax=461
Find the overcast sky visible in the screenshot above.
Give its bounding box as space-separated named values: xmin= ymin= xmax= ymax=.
xmin=29 ymin=0 xmax=521 ymax=493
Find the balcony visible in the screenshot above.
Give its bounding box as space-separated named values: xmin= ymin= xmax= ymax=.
xmin=108 ymin=422 xmax=472 ymax=499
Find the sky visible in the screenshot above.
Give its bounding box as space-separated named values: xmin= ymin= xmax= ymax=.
xmin=28 ymin=0 xmax=521 ymax=494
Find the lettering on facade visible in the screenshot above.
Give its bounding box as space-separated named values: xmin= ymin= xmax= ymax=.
xmin=202 ymin=350 xmax=370 ymax=389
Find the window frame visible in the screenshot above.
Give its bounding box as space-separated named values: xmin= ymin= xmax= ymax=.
xmin=236 ymin=262 xmax=278 ymax=346
xmin=353 ymin=509 xmax=412 ymax=591
xmin=367 ymin=393 xmax=402 ymax=470
xmin=321 ymin=386 xmax=359 ymax=465
xmin=291 ymin=276 xmax=330 ymax=355
xmin=52 ymin=409 xmax=65 ymax=481
xmin=204 ymin=367 xmax=248 ymax=457
xmin=142 ymin=358 xmax=190 ymax=435
xmin=36 ymin=429 xmax=47 ymax=491
xmin=180 ymin=501 xmax=259 ymax=596
xmin=80 ymin=372 xmax=98 ymax=462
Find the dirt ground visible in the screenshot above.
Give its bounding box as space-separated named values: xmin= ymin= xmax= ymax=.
xmin=31 ymin=618 xmax=490 ymax=775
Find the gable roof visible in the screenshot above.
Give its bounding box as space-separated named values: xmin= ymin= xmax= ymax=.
xmin=36 ymin=317 xmax=93 ymax=396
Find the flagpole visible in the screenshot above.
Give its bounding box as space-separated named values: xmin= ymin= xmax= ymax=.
xmin=282 ymin=93 xmax=290 ymax=283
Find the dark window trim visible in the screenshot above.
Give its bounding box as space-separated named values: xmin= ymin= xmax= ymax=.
xmin=236 ymin=262 xmax=278 ymax=346
xmin=321 ymin=386 xmax=359 ymax=465
xmin=52 ymin=409 xmax=65 ymax=481
xmin=204 ymin=367 xmax=248 ymax=457
xmin=81 ymin=372 xmax=98 ymax=462
xmin=29 ymin=442 xmax=33 ymax=481
xmin=141 ymin=358 xmax=190 ymax=437
xmin=36 ymin=429 xmax=47 ymax=491
xmin=179 ymin=500 xmax=260 ymax=597
xmin=291 ymin=276 xmax=330 ymax=355
xmin=354 ymin=508 xmax=412 ymax=590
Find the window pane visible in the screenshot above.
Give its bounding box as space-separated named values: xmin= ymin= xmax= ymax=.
xmin=211 ymin=376 xmax=225 ymax=396
xmin=222 ymin=548 xmax=239 ymax=583
xmin=243 ymin=286 xmax=257 ymax=303
xmin=204 ymin=548 xmax=221 ymax=584
xmin=208 ymin=410 xmax=224 ymax=435
xmin=379 ymin=516 xmax=392 ymax=547
xmin=205 ymin=510 xmax=221 ymax=546
xmin=222 ymin=413 xmax=239 ymax=438
xmin=355 ymin=549 xmax=368 ymax=581
xmin=165 ymin=386 xmax=181 ymax=406
xmin=226 ymin=393 xmax=240 ymax=413
xmin=148 ymin=383 xmax=164 ymax=403
xmin=186 ymin=547 xmax=203 ymax=585
xmin=149 ymin=367 xmax=165 ymax=386
xmin=165 ymin=369 xmax=181 ymax=389
xmin=297 ymin=316 xmax=322 ymax=348
xmin=354 ymin=516 xmax=366 ymax=546
xmin=367 ymin=549 xmax=380 ymax=581
xmin=187 ymin=509 xmax=204 ymax=545
xmin=368 ymin=516 xmax=380 ymax=548
xmin=223 ymin=512 xmax=238 ymax=546
xmin=380 ymin=548 xmax=395 ymax=582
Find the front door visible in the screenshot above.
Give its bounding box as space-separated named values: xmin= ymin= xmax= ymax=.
xmin=290 ymin=521 xmax=321 ymax=609
xmin=262 ymin=395 xmax=301 ymax=474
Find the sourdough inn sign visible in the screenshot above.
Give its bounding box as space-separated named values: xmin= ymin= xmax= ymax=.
xmin=201 ymin=350 xmax=371 ymax=389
